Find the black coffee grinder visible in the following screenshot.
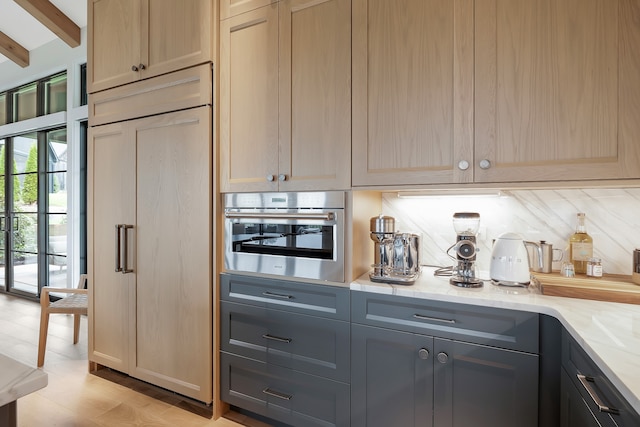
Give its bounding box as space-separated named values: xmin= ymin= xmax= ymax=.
xmin=448 ymin=212 xmax=483 ymax=288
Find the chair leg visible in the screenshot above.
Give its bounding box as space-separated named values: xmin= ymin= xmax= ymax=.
xmin=38 ymin=310 xmax=50 ymax=367
xmin=73 ymin=314 xmax=80 ymax=344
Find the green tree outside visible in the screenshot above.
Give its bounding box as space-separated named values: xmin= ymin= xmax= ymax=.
xmin=22 ymin=145 xmax=38 ymax=204
xmin=0 ymin=146 xmax=22 ymax=205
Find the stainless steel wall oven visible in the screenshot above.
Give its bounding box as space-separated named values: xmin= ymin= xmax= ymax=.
xmin=223 ymin=192 xmax=345 ymax=282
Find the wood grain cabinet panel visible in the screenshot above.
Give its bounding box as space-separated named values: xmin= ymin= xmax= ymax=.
xmin=475 ymin=0 xmax=640 ymax=183
xmin=88 ymin=0 xmax=214 ymax=93
xmin=89 ymin=107 xmax=213 ymax=403
xmin=220 ymin=0 xmax=351 ymax=192
xmin=352 ymin=0 xmax=474 ymax=186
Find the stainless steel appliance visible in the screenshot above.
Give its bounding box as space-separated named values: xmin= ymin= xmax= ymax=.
xmin=224 ymin=192 xmax=345 ymax=282
xmin=369 ymin=215 xmax=421 ymax=285
xmin=448 ymin=212 xmax=483 ymax=287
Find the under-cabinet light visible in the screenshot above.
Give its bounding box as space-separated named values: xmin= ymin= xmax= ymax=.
xmin=396 ymin=189 xmax=505 ymax=199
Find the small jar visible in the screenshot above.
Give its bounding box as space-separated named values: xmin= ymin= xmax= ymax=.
xmin=587 ymin=258 xmax=602 ymax=278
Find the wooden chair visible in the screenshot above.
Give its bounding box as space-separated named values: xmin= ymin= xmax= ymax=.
xmin=37 ymin=274 xmax=88 ymax=367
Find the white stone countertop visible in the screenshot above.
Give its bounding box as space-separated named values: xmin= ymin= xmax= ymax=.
xmin=351 ymin=269 xmax=640 ymax=415
xmin=0 ymin=353 xmax=48 ymax=407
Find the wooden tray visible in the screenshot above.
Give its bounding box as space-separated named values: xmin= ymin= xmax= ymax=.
xmin=533 ymin=272 xmax=640 ymax=305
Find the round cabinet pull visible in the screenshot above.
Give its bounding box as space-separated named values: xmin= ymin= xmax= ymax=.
xmin=266 ymin=174 xmax=275 ymax=182
xmin=457 ymin=160 xmax=470 ymax=171
xmin=418 ymin=348 xmax=430 ymax=360
xmin=139 ymin=63 xmax=146 ymax=70
xmin=437 ymin=352 xmax=449 ymax=364
xmin=278 ymin=174 xmax=287 ymax=182
xmin=131 ymin=65 xmax=139 ymax=72
xmin=479 ymin=159 xmax=492 ymax=170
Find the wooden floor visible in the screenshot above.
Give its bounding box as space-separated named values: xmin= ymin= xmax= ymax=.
xmin=0 ymin=292 xmax=245 ymax=427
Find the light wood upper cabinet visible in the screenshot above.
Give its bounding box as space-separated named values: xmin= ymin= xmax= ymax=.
xmin=474 ymin=0 xmax=640 ymax=183
xmin=88 ymin=0 xmax=214 ymax=93
xmin=220 ymin=4 xmax=279 ymax=192
xmin=353 ymin=0 xmax=640 ymax=187
xmin=220 ymin=0 xmax=351 ymax=192
xmin=221 ymin=0 xmax=277 ymax=19
xmin=352 ymin=0 xmax=474 ymax=187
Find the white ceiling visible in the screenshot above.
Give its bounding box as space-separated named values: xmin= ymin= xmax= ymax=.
xmin=0 ymin=0 xmax=87 ymax=65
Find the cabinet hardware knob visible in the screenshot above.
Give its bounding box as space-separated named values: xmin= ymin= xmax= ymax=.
xmin=131 ymin=65 xmax=139 ymax=72
xmin=278 ymin=174 xmax=287 ymax=182
xmin=479 ymin=159 xmax=492 ymax=169
xmin=458 ymin=160 xmax=470 ymax=171
xmin=266 ymin=174 xmax=275 ymax=182
xmin=139 ymin=63 xmax=146 ymax=70
xmin=437 ymin=352 xmax=449 ymax=364
xmin=418 ymin=348 xmax=430 ymax=360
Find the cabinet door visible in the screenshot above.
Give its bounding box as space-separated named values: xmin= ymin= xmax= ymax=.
xmin=220 ymin=5 xmax=279 ymax=192
xmin=351 ymin=324 xmax=433 ymax=427
xmin=88 ymin=0 xmax=142 ymax=93
xmin=475 ymin=0 xmax=640 ymax=182
xmin=142 ymin=0 xmax=213 ymax=79
xmin=88 ymin=122 xmax=136 ymax=373
xmin=560 ymin=369 xmax=607 ymax=427
xmin=352 ymin=0 xmax=474 ymax=186
xmin=131 ymin=107 xmax=212 ymax=403
xmin=278 ymin=0 xmax=351 ymax=191
xmin=221 ymin=0 xmax=277 ymax=19
xmin=433 ymin=338 xmax=539 ymax=427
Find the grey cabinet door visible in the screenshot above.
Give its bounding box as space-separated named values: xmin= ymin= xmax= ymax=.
xmin=560 ymin=368 xmax=606 ymax=427
xmin=433 ymin=338 xmax=539 ymax=427
xmin=351 ymin=324 xmax=434 ymax=427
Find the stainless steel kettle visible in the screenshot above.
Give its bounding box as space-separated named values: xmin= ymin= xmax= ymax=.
xmin=490 ymin=232 xmax=531 ymax=286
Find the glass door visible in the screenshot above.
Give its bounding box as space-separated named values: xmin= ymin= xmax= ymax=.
xmin=0 ymin=129 xmax=68 ymax=297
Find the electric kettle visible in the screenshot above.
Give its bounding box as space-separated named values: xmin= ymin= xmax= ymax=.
xmin=490 ymin=232 xmax=531 ymax=286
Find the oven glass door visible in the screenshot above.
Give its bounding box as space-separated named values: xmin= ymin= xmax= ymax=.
xmin=224 ymin=209 xmax=344 ymax=282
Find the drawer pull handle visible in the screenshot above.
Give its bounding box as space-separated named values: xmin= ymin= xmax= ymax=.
xmin=262 ymin=334 xmax=292 ymax=343
xmin=262 ymin=291 xmax=293 ymax=300
xmin=577 ymin=374 xmax=620 ymax=415
xmin=262 ymin=387 xmax=292 ymax=401
xmin=413 ymin=314 xmax=456 ymax=324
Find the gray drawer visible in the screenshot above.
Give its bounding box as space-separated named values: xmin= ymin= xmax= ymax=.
xmin=351 ymin=291 xmax=539 ymax=353
xmin=221 ymin=301 xmax=350 ymax=382
xmin=562 ymin=329 xmax=640 ymax=427
xmin=221 ymin=273 xmax=350 ymax=321
xmin=221 ymin=353 xmax=350 ymax=427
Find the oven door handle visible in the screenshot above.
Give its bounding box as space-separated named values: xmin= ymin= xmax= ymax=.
xmin=224 ymin=211 xmax=335 ymax=221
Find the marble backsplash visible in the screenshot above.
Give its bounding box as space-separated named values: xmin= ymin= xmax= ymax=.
xmin=381 ymin=188 xmax=640 ymax=276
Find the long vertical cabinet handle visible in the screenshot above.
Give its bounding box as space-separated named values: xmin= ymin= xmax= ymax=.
xmin=122 ymin=225 xmax=134 ymax=274
xmin=115 ymin=225 xmax=123 ymax=272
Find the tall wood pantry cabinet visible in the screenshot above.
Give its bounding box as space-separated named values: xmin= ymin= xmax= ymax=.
xmin=88 ymin=98 xmax=213 ymax=402
xmin=88 ymin=0 xmax=214 ymax=93
xmin=352 ymin=0 xmax=640 ymax=187
xmin=219 ymin=0 xmax=351 ymax=192
xmin=87 ymin=0 xmax=215 ymax=403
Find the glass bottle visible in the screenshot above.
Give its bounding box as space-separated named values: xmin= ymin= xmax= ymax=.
xmin=569 ymin=213 xmax=593 ymax=274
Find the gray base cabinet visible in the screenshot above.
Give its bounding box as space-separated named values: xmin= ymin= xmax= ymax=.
xmin=351 ymin=291 xmax=539 ymax=427
xmin=220 ymin=274 xmax=350 ymax=427
xmin=561 ymin=329 xmax=640 ymax=427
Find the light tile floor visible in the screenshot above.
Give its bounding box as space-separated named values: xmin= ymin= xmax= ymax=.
xmin=0 ymin=292 xmax=246 ymax=427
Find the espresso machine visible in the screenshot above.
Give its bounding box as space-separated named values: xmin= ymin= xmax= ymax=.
xmin=448 ymin=212 xmax=483 ymax=288
xmin=369 ymin=215 xmax=421 ymax=284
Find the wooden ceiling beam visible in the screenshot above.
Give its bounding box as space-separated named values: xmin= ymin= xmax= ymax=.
xmin=14 ymin=0 xmax=80 ymax=48
xmin=0 ymin=31 xmax=29 ymax=68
